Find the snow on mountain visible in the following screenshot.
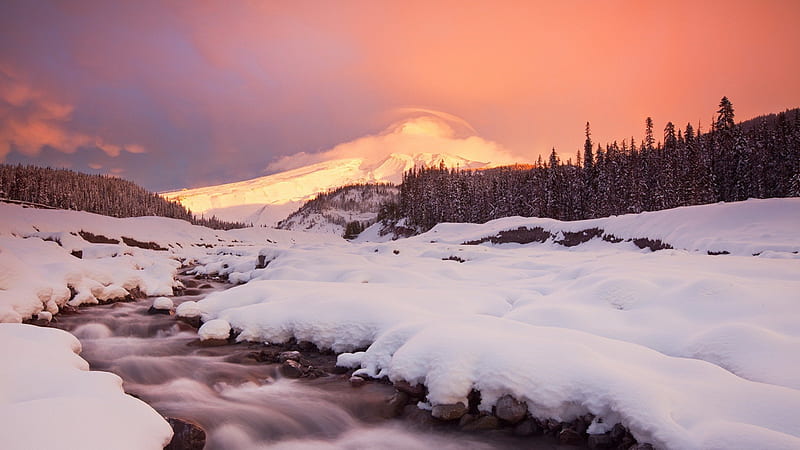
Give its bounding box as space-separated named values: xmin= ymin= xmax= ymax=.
xmin=162 ymin=115 xmax=519 ymax=227
xmin=162 ymin=152 xmax=487 ymax=227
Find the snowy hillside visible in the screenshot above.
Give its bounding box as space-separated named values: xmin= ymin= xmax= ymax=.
xmin=277 ymin=184 xmax=399 ymax=235
xmin=162 ymin=152 xmax=487 ymax=227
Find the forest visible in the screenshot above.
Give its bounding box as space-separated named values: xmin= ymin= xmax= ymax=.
xmin=391 ymin=98 xmax=800 ymax=232
xmin=0 ymin=165 xmax=248 ymax=230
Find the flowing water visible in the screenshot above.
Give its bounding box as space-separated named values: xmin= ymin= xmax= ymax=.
xmin=52 ymin=278 xmax=569 ymax=449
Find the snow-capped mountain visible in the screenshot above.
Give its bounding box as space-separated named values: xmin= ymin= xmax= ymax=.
xmin=161 ymin=152 xmax=490 ymax=227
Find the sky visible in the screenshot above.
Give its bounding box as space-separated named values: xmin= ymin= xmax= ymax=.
xmin=1 ymin=0 xmax=799 ymax=191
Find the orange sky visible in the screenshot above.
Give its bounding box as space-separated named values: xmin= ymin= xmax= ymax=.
xmin=1 ymin=0 xmax=799 ymax=189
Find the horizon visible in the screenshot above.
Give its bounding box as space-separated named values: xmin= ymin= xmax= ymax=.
xmin=2 ymin=1 xmax=800 ymax=191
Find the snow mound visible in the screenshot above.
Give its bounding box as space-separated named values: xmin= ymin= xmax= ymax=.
xmin=198 ymin=318 xmax=231 ymax=341
xmin=152 ymin=296 xmax=174 ymax=311
xmin=0 ymin=324 xmax=172 ymax=449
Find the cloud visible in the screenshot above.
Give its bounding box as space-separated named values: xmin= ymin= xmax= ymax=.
xmin=264 ymin=112 xmax=524 ymax=173
xmin=0 ymin=70 xmax=145 ymax=160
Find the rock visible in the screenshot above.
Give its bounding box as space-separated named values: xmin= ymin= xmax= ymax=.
xmin=165 ymin=418 xmax=205 ymax=450
xmin=402 ymin=404 xmax=437 ymax=428
xmin=461 ymin=414 xmax=500 ymax=431
xmin=495 ymin=394 xmax=528 ymax=423
xmin=182 ymin=279 xmax=199 ymax=288
xmin=513 ymin=418 xmax=543 ymax=436
xmin=199 ymin=284 xmax=213 ymax=289
xmin=198 ymin=319 xmax=231 ymax=341
xmin=297 ymin=340 xmax=316 ymax=351
xmin=178 ymin=316 xmax=201 ymax=328
xmin=458 ymin=413 xmax=476 ymax=427
xmin=153 ymin=296 xmax=174 ymax=310
xmin=587 ymin=434 xmax=615 ymax=450
xmin=628 ymin=444 xmax=654 ymax=450
xmin=431 ymin=402 xmax=468 ymax=421
xmin=610 ymin=423 xmax=627 ymax=441
xmin=278 ymin=351 xmax=302 ymax=362
xmin=388 ymin=390 xmax=410 ymax=415
xmin=148 ymin=306 xmax=171 ymax=315
xmin=36 ymin=311 xmax=53 ymax=322
xmin=349 ymin=375 xmax=366 ymax=387
xmin=394 ymin=379 xmax=425 ymax=397
xmin=183 ymin=289 xmax=203 ymax=296
xmin=545 ymin=419 xmax=563 ymax=434
xmin=280 ymin=360 xmax=305 ymax=378
xmin=558 ymin=427 xmax=584 ymax=446
xmin=331 ymin=365 xmax=350 ymax=374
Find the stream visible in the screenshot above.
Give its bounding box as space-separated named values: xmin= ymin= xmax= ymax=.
xmin=51 ymin=277 xmax=571 ymax=449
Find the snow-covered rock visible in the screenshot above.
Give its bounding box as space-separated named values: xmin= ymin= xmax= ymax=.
xmin=198 ymin=318 xmax=231 ymax=341
xmin=152 ymin=296 xmax=174 ymax=311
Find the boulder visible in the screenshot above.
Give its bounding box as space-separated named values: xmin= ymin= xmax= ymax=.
xmin=278 ymin=351 xmax=302 ymax=362
xmin=431 ymin=402 xmax=468 ymax=421
xmin=461 ymin=414 xmax=500 ymax=431
xmin=495 ymin=394 xmax=527 ymax=423
xmin=394 ymin=379 xmax=425 ymax=397
xmin=558 ymin=427 xmax=584 ymax=446
xmin=349 ymin=375 xmax=366 ymax=387
xmin=513 ymin=418 xmax=543 ymax=436
xmin=587 ymin=434 xmax=615 ymax=450
xmin=280 ymin=360 xmax=304 ymax=378
xmin=165 ymin=418 xmax=205 ymax=450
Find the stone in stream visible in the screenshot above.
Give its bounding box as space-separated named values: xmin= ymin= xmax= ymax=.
xmin=387 ymin=390 xmax=410 ymax=415
xmin=402 ymin=404 xmax=438 ymax=428
xmin=431 ymin=402 xmax=468 ymax=421
xmin=349 ymin=375 xmax=367 ymax=387
xmin=278 ymin=351 xmax=302 ymax=362
xmin=165 ymin=418 xmax=205 ymax=450
xmin=148 ymin=297 xmax=174 ymax=315
xmin=280 ymin=360 xmax=305 ymax=378
xmin=513 ymin=418 xmax=543 ymax=436
xmin=394 ymin=379 xmax=425 ymax=397
xmin=558 ymin=427 xmax=584 ymax=446
xmin=494 ymin=394 xmax=528 ymax=423
xmin=460 ymin=414 xmax=500 ymax=431
xmin=587 ymin=433 xmax=615 ymax=449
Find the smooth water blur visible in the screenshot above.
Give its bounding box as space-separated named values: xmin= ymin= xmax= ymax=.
xmin=54 ymin=280 xmax=565 ymax=449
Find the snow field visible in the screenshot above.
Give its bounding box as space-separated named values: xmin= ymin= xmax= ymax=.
xmin=0 ymin=203 xmax=342 ymax=323
xmin=0 ymin=324 xmax=173 ymax=449
xmin=180 ymin=198 xmax=800 ymax=449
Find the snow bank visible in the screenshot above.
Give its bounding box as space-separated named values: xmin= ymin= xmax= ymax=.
xmin=182 ymin=198 xmax=800 ymax=449
xmin=0 ymin=202 xmax=342 ymax=322
xmin=349 ymin=316 xmax=800 ymax=450
xmin=0 ymin=324 xmax=172 ymax=449
xmin=412 ymin=198 xmax=800 ymax=256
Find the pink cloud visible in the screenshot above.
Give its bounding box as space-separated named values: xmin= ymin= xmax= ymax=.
xmin=0 ymin=70 xmax=145 ymax=160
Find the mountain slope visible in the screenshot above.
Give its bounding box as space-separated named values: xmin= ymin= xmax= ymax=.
xmin=162 ymin=152 xmax=490 ymax=227
xmin=277 ymin=183 xmax=399 ymax=236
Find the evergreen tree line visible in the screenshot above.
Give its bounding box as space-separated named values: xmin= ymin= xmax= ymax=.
xmin=0 ymin=165 xmax=249 ymax=230
xmin=394 ymin=98 xmax=800 ymax=231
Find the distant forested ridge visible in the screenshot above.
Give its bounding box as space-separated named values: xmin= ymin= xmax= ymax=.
xmin=391 ymin=99 xmax=800 ymax=232
xmin=0 ymin=165 xmax=249 ymax=230
xmin=277 ymin=183 xmax=398 ymax=237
